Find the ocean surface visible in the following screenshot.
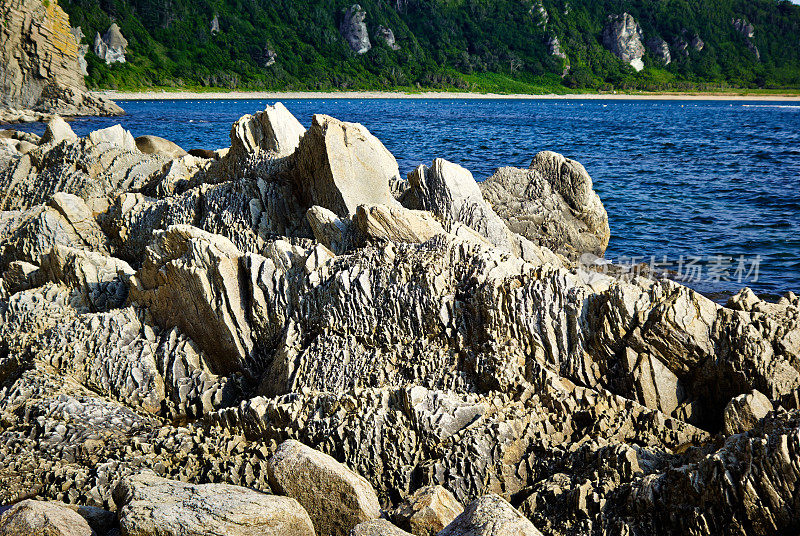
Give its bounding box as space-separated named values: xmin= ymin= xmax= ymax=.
xmin=9 ymin=98 xmax=800 ymax=301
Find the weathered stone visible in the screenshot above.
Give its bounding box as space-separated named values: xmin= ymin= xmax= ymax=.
xmin=438 ymin=494 xmax=543 ymax=536
xmin=41 ymin=116 xmax=78 ymax=146
xmin=354 ymin=204 xmax=445 ymax=245
xmin=340 ymin=5 xmax=371 ymax=54
xmin=88 ymin=125 xmax=137 ymax=152
xmin=0 ymin=499 xmax=93 ymax=536
xmin=404 ymin=158 xmax=516 ymax=254
xmin=134 ymin=135 xmax=187 ymax=159
xmin=480 ymin=151 xmax=609 ymax=257
xmin=229 ymin=102 xmax=305 ymax=159
xmin=292 ymin=114 xmax=399 ymax=217
xmin=646 ymin=36 xmax=671 ymax=65
xmin=0 ymin=0 xmax=122 ymax=116
xmin=351 ymin=519 xmax=412 ymax=536
xmin=93 ymin=24 xmax=128 ymax=64
xmin=602 ymin=13 xmax=645 ymax=71
xmin=722 ymin=390 xmax=773 ymax=435
xmin=115 ymin=473 xmax=315 ymax=536
xmin=376 ymin=26 xmax=400 ymax=50
xmin=390 ymin=485 xmax=463 ymax=536
xmin=268 ymin=439 xmax=381 ymax=536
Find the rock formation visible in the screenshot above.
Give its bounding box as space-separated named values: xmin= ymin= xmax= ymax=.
xmin=646 ymin=36 xmax=671 ymax=65
xmin=70 ymin=26 xmax=89 ymax=76
xmin=602 ymin=13 xmax=645 ymax=72
xmin=733 ymin=18 xmax=760 ymax=61
xmin=376 ymin=26 xmax=400 ymax=51
xmin=0 ymin=104 xmax=799 ymax=536
xmin=210 ymin=15 xmax=220 ymax=34
xmin=0 ymin=0 xmax=123 ymax=117
xmin=93 ymin=23 xmax=128 ymax=65
xmin=340 ymin=4 xmax=371 ymax=54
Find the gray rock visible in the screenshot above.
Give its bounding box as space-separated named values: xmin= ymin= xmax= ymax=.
xmin=404 ymin=158 xmax=516 ymax=254
xmin=226 ymin=103 xmax=305 ymax=174
xmin=41 ymin=116 xmax=78 ymax=146
xmin=292 ymin=114 xmax=399 ymax=217
xmin=0 ymin=499 xmax=94 ymax=536
xmin=376 ymin=26 xmax=400 ymax=51
xmin=354 ymin=204 xmax=445 ymax=245
xmin=115 ymin=473 xmax=315 ymax=536
xmin=135 ymin=135 xmax=187 ymax=159
xmin=602 ymin=13 xmax=645 ymax=71
xmin=390 ymin=485 xmax=463 ymax=536
xmin=438 ymin=494 xmax=543 ymax=536
xmin=93 ymin=24 xmax=128 ymax=64
xmin=268 ymin=439 xmax=382 ymax=536
xmin=88 ymin=125 xmax=137 ymax=152
xmin=71 ymin=27 xmax=89 ymax=76
xmin=723 ymin=390 xmax=773 ymax=435
xmin=306 ymin=205 xmax=353 ymax=253
xmin=480 ymin=151 xmax=610 ymax=257
xmin=351 ymin=519 xmax=412 ymax=536
xmin=646 ymin=36 xmax=671 ymax=65
xmin=210 ymin=15 xmax=220 ymax=34
xmin=340 ymin=5 xmax=372 ymax=54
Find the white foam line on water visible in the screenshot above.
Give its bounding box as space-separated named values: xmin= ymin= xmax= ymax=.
xmin=742 ymin=104 xmax=800 ymax=109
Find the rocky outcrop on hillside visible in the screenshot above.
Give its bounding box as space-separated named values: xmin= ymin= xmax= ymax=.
xmin=376 ymin=25 xmax=401 ymax=51
xmin=0 ymin=0 xmax=122 ymax=117
xmin=602 ymin=13 xmax=645 ymax=72
xmin=340 ymin=4 xmax=372 ymax=54
xmin=93 ymin=23 xmax=128 ymax=65
xmin=0 ymin=104 xmax=799 ymax=536
xmin=646 ymin=36 xmax=671 ymax=65
xmin=733 ymin=18 xmax=760 ymax=61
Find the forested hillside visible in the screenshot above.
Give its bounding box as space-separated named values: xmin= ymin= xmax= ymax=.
xmin=60 ymin=0 xmax=800 ymax=92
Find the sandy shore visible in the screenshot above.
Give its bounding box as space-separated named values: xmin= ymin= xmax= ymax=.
xmin=100 ymin=90 xmax=800 ymax=101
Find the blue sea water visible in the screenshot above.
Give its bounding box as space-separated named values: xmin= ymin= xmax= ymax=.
xmin=9 ymin=98 xmax=800 ymax=300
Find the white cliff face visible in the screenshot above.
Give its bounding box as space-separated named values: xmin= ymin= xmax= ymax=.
xmin=646 ymin=36 xmax=672 ymax=65
xmin=93 ymin=23 xmax=128 ymax=64
xmin=340 ymin=4 xmax=371 ymax=54
xmin=602 ymin=13 xmax=645 ymax=72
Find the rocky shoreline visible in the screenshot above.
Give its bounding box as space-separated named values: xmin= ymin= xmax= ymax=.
xmin=0 ymin=103 xmax=798 ymax=536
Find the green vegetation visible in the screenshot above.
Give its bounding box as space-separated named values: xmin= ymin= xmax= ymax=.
xmin=60 ymin=0 xmax=800 ymax=93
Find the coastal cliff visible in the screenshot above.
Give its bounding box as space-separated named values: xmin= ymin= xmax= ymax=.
xmin=0 ymin=105 xmax=798 ymax=535
xmin=0 ymin=0 xmax=122 ymax=118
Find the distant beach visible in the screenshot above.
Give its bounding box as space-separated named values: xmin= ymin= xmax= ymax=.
xmin=101 ymin=90 xmax=800 ymax=101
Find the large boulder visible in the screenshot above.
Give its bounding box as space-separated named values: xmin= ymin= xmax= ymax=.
xmin=114 ymin=473 xmax=316 ymax=536
xmin=268 ymin=439 xmax=382 ymax=536
xmin=438 ymin=494 xmax=543 ymax=536
xmin=340 ymin=5 xmax=371 ymax=54
xmin=230 ymin=102 xmax=305 ymax=159
xmin=292 ymin=114 xmax=399 ymax=217
xmin=135 ymin=135 xmax=187 ymax=159
xmin=480 ymin=151 xmax=610 ymax=257
xmin=351 ymin=519 xmax=412 ymax=536
xmin=723 ymin=390 xmax=773 ymax=436
xmin=354 ymin=204 xmax=445 ymax=245
xmin=40 ymin=116 xmax=78 ymax=146
xmin=602 ymin=13 xmax=645 ymax=71
xmin=404 ymin=158 xmax=517 ymax=254
xmin=0 ymin=500 xmax=93 ymax=536
xmin=646 ymin=36 xmax=672 ymax=65
xmin=128 ymin=225 xmax=255 ymax=377
xmin=390 ymin=485 xmax=463 ymax=536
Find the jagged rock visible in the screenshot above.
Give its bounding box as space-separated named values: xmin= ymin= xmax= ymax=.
xmin=602 ymin=13 xmax=645 ymax=72
xmin=114 ymin=473 xmax=316 ymax=536
xmin=404 ymin=158 xmax=517 ymax=254
xmin=690 ymin=34 xmax=705 ymax=51
xmin=88 ymin=125 xmax=137 ymax=152
xmin=292 ymin=114 xmax=399 ymax=217
xmin=0 ymin=193 xmax=110 ymax=270
xmin=0 ymin=0 xmax=122 ymax=116
xmin=128 ymin=225 xmax=256 ymax=377
xmin=227 ymin=102 xmax=305 ymax=172
xmin=134 ymin=135 xmax=187 ymax=159
xmin=41 ymin=116 xmax=78 ymax=146
xmin=439 ymin=494 xmax=543 ymax=536
xmin=340 ymin=5 xmax=371 ymax=54
xmin=93 ymin=24 xmax=128 ymax=65
xmin=390 ymin=485 xmax=463 ymax=536
xmin=646 ymin=36 xmax=671 ymax=65
xmin=480 ymin=151 xmax=610 ymax=257
xmin=210 ymin=15 xmax=220 ymax=34
xmin=722 ymin=390 xmax=773 ymax=435
xmin=306 ymin=205 xmax=353 ymax=253
xmin=263 ymin=47 xmax=278 ymax=67
xmin=0 ymin=127 xmax=166 ymax=211
xmin=352 ymin=519 xmax=413 ymax=536
xmin=733 ymin=19 xmax=760 ymax=60
xmin=268 ymin=439 xmax=382 ymax=536
xmin=547 ymin=36 xmax=566 ymax=60
xmin=0 ymin=499 xmax=93 ymax=536
xmin=376 ymin=26 xmax=400 ymax=50
xmin=70 ymin=27 xmax=89 ymax=77
xmin=354 ymin=204 xmax=445 ymax=245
